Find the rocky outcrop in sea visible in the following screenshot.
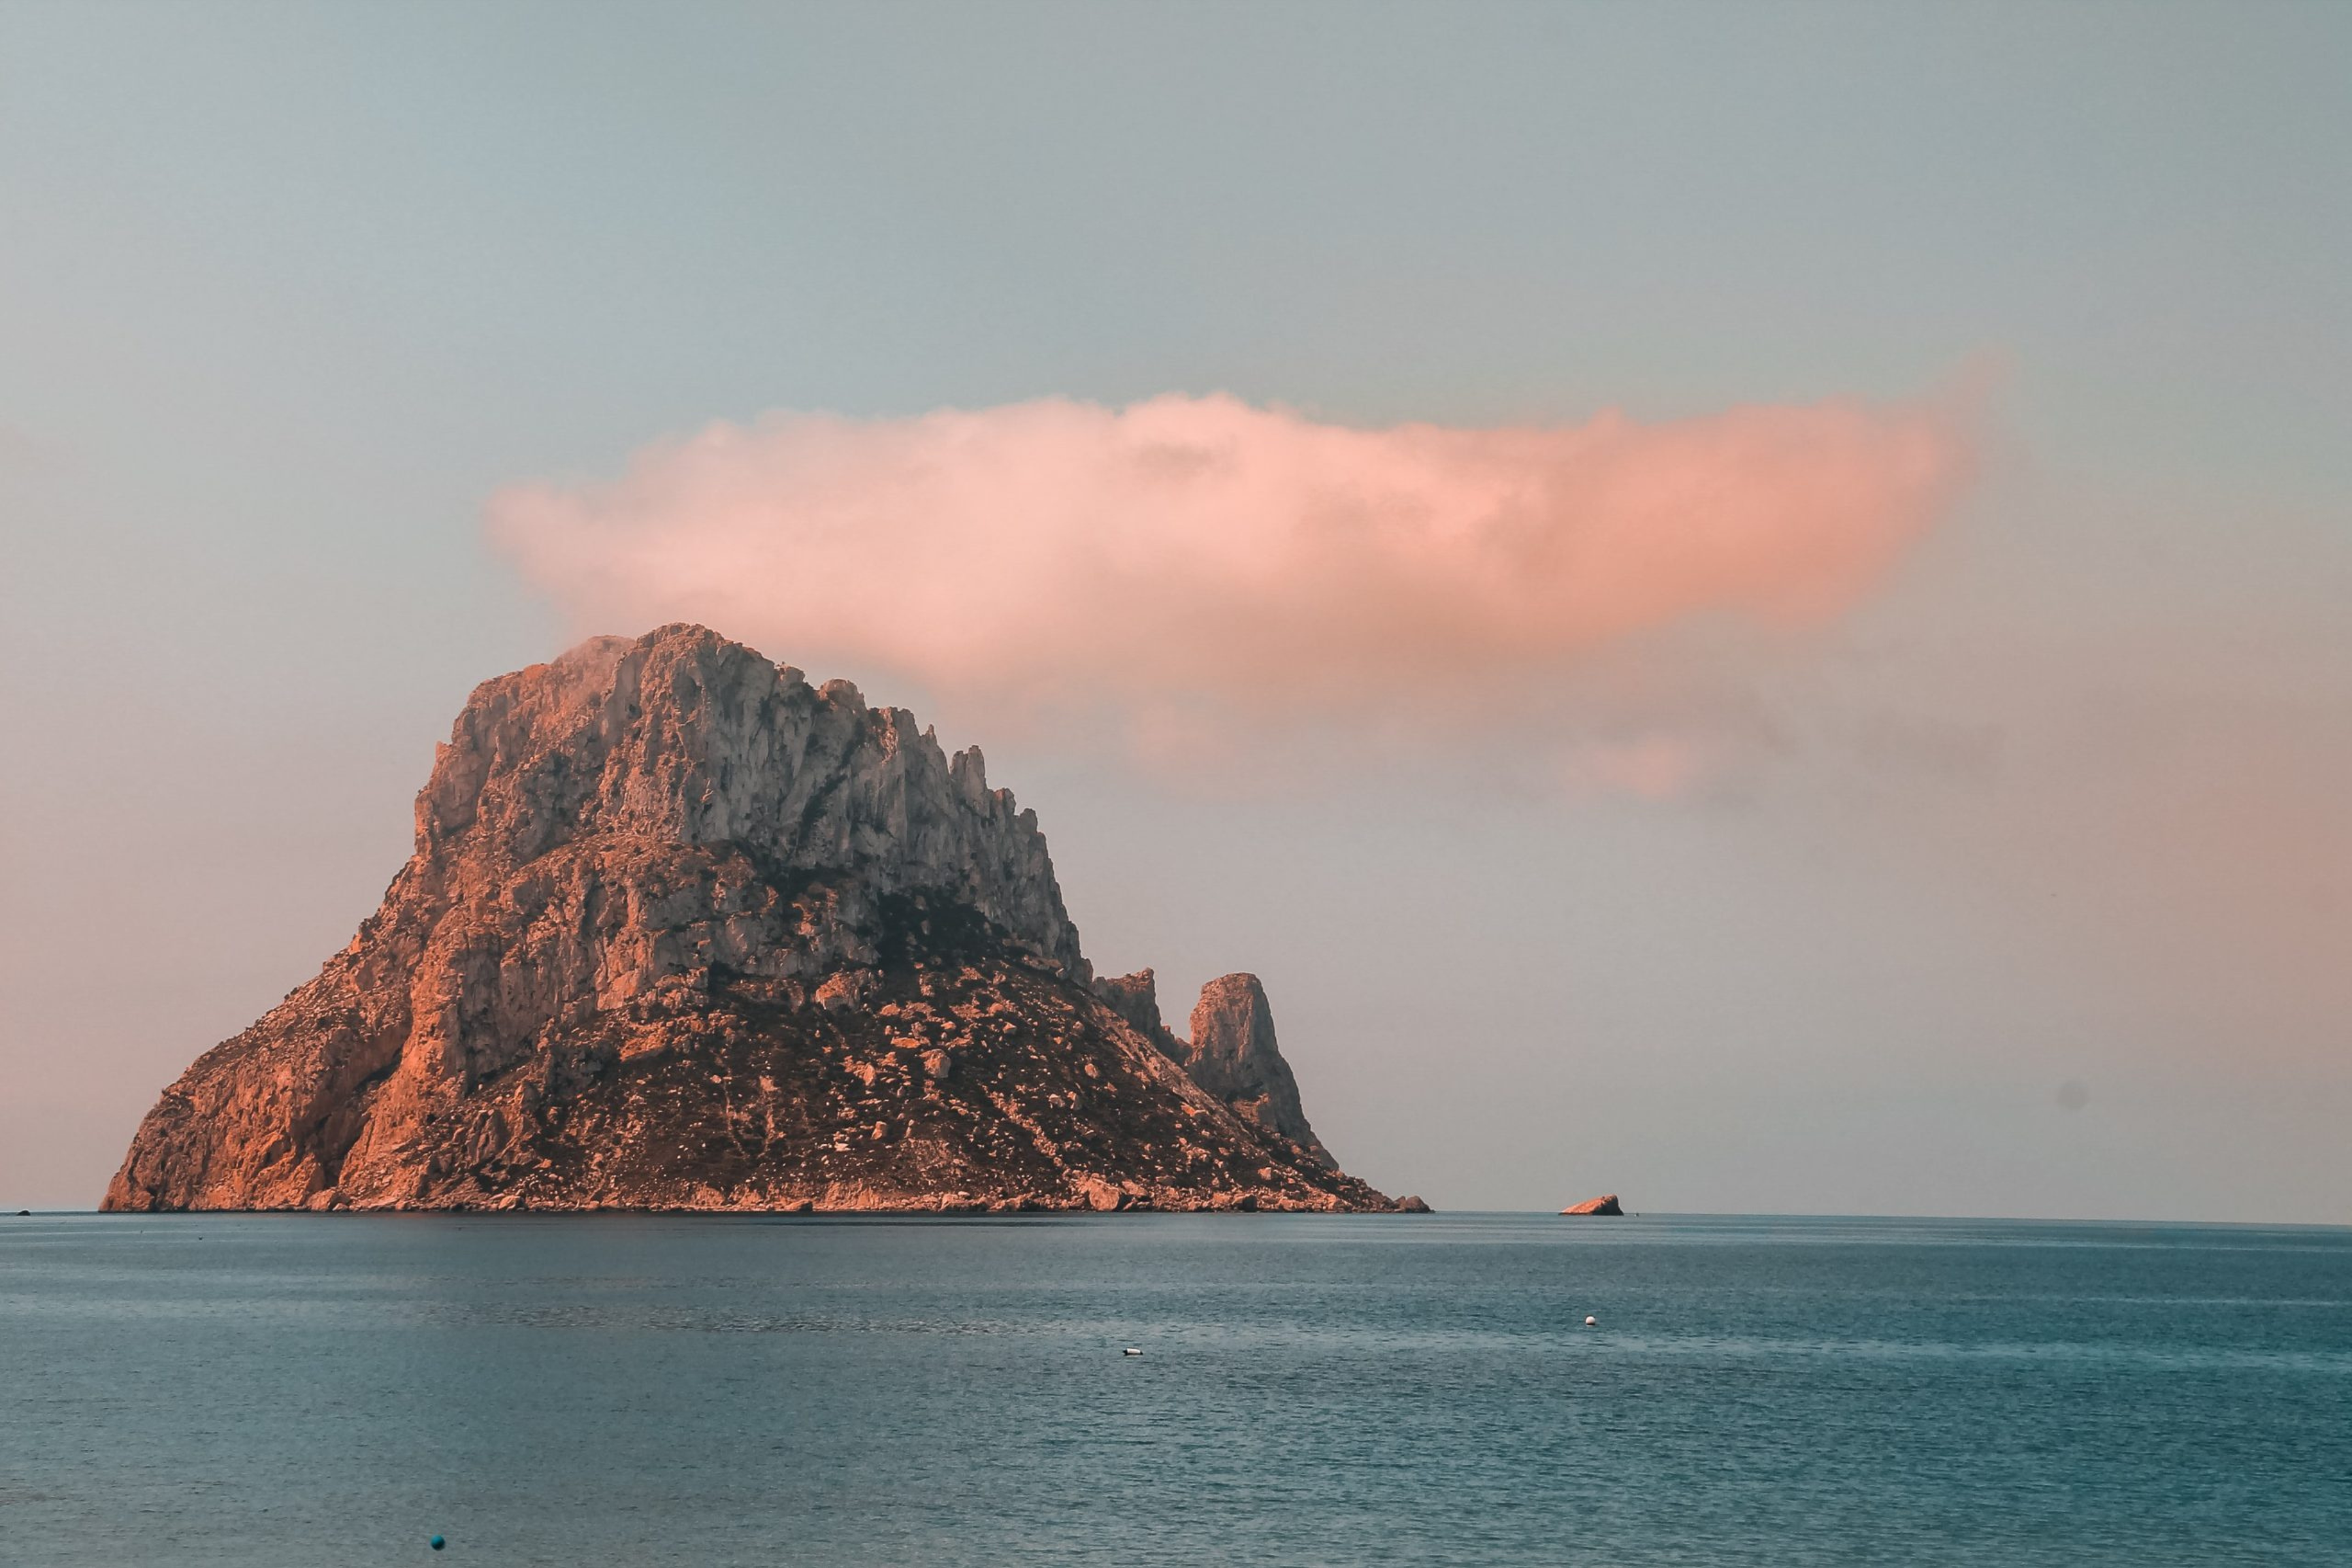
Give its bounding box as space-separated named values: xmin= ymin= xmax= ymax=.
xmin=104 ymin=625 xmax=1396 ymax=1214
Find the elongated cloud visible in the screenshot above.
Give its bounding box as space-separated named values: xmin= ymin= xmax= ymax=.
xmin=491 ymin=393 xmax=1970 ymax=771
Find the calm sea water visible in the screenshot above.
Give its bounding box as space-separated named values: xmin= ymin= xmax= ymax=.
xmin=3 ymin=1212 xmax=2347 ymax=1566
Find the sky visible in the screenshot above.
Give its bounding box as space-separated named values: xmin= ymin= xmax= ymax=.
xmin=2 ymin=2 xmax=2347 ymax=1218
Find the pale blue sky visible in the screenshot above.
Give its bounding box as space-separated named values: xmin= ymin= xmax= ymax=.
xmin=3 ymin=3 xmax=2347 ymax=1215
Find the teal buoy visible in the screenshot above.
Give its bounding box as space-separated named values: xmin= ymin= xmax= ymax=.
xmin=429 ymin=1537 xmax=445 ymax=1552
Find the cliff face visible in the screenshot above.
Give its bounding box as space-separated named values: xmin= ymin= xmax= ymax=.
xmin=105 ymin=626 xmax=1388 ymax=1213
xmin=1092 ymin=969 xmax=1335 ymax=1168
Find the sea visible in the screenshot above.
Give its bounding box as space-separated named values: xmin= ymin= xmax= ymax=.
xmin=3 ymin=1212 xmax=2347 ymax=1566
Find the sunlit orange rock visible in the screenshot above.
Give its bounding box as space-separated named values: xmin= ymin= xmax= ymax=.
xmin=1092 ymin=968 xmax=1335 ymax=1169
xmin=103 ymin=626 xmax=1398 ymax=1215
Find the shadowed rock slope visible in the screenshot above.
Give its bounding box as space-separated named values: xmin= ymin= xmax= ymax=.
xmin=105 ymin=626 xmax=1394 ymax=1213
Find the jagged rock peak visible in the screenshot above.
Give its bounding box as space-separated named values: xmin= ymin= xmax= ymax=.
xmin=1094 ymin=969 xmax=1172 ymax=1052
xmin=1177 ymin=974 xmax=1335 ymax=1169
xmin=1091 ymin=968 xmax=1339 ymax=1171
xmin=416 ymin=624 xmax=1084 ymax=977
xmin=101 ymin=627 xmax=1397 ymax=1215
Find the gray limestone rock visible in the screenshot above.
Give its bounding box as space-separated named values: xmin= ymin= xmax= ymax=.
xmin=103 ymin=626 xmax=1395 ymax=1215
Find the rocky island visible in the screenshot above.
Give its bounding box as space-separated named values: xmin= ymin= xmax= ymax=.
xmin=105 ymin=626 xmax=1400 ymax=1213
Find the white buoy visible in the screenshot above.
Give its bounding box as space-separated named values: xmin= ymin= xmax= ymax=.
xmin=1584 ymin=1315 xmax=1598 ymax=1327
xmin=1122 ymin=1347 xmax=1143 ymax=1356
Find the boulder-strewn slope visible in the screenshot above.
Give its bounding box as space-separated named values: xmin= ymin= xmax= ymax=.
xmin=104 ymin=626 xmax=1394 ymax=1213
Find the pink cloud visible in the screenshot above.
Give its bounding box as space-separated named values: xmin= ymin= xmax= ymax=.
xmin=489 ymin=392 xmax=1972 ymax=782
xmin=1556 ymin=734 xmax=1718 ymax=802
